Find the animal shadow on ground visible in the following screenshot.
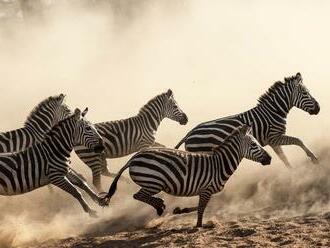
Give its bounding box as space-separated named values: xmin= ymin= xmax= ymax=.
xmin=69 ymin=213 xmax=196 ymax=248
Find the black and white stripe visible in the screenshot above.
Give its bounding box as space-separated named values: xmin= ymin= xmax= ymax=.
xmin=0 ymin=108 xmax=107 ymax=216
xmin=175 ymin=73 xmax=320 ymax=167
xmin=75 ymin=89 xmax=188 ymax=190
xmin=0 ymin=94 xmax=71 ymax=153
xmin=103 ymin=125 xmax=271 ymax=227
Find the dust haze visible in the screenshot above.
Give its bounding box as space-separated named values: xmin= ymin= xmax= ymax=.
xmin=0 ymin=0 xmax=329 ymax=247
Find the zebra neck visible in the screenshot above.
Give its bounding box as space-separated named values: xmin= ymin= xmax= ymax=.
xmin=43 ymin=119 xmax=75 ymax=160
xmin=256 ymin=85 xmax=293 ymax=119
xmin=25 ymin=112 xmax=55 ymax=140
xmin=258 ymin=103 xmax=290 ymax=119
xmin=24 ymin=125 xmax=46 ymax=141
xmin=214 ymin=139 xmax=242 ymax=178
xmin=138 ymin=101 xmax=165 ymax=132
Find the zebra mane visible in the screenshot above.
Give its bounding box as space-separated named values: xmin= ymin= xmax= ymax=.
xmin=257 ymin=81 xmax=286 ymax=106
xmin=23 ymin=95 xmax=63 ymax=127
xmin=138 ymin=92 xmax=166 ymax=115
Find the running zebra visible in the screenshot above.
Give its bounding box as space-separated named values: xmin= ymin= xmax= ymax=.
xmin=103 ymin=125 xmax=271 ymax=227
xmin=0 ymin=108 xmax=107 ymax=216
xmin=75 ymin=89 xmax=188 ymax=190
xmin=0 ymin=94 xmax=71 ymax=153
xmin=175 ymin=73 xmax=320 ymax=167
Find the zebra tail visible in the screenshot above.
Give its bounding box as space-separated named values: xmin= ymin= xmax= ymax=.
xmin=174 ymin=138 xmax=185 ymax=149
xmin=175 ymin=127 xmax=198 ymax=149
xmin=105 ymin=162 xmax=131 ymax=201
xmin=175 ymin=130 xmax=193 ymax=149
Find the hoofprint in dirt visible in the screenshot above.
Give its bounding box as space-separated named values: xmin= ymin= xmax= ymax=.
xmin=19 ymin=210 xmax=330 ymax=248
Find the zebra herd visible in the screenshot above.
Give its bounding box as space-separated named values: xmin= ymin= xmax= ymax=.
xmin=0 ymin=73 xmax=320 ymax=227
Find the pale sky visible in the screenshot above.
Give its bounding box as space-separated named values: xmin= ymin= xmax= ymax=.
xmin=0 ymin=0 xmax=328 ymax=168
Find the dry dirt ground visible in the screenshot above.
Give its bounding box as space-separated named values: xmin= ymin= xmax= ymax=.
xmin=19 ymin=210 xmax=330 ymax=248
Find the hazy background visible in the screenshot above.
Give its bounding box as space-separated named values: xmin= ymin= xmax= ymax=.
xmin=0 ymin=0 xmax=329 ymax=247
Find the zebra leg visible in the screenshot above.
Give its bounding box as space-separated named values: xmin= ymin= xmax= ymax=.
xmin=66 ymin=168 xmax=109 ymax=207
xmin=271 ymin=135 xmax=318 ymax=164
xmin=133 ymin=188 xmax=165 ymax=216
xmin=196 ymin=192 xmax=211 ymax=228
xmin=99 ymin=153 xmax=116 ymax=177
xmin=271 ymin=146 xmax=292 ymax=168
xmin=75 ymin=147 xmax=104 ymax=191
xmin=50 ymin=176 xmax=98 ymax=217
xmin=173 ymin=206 xmax=198 ymax=215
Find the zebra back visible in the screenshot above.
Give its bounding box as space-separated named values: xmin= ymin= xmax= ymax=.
xmin=0 ymin=94 xmax=71 ymax=153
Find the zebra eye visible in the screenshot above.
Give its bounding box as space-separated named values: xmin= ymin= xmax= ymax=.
xmin=86 ymin=126 xmax=92 ymax=131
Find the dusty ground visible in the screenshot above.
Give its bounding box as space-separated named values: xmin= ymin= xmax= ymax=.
xmin=5 ymin=148 xmax=330 ymax=248
xmin=19 ymin=209 xmax=330 ymax=248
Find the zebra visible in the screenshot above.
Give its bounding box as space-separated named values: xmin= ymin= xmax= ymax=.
xmin=175 ymin=73 xmax=320 ymax=168
xmin=102 ymin=125 xmax=271 ymax=227
xmin=0 ymin=94 xmax=91 ymax=194
xmin=0 ymin=93 xmax=71 ymax=153
xmin=74 ymin=89 xmax=188 ymax=190
xmin=0 ymin=108 xmax=107 ymax=217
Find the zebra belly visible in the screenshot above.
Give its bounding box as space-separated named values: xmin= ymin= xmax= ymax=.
xmin=129 ymin=162 xmax=211 ymax=197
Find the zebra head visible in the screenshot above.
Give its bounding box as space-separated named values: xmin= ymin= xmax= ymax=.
xmin=163 ymin=89 xmax=188 ymax=125
xmin=288 ymin=72 xmax=320 ymax=115
xmin=239 ymin=125 xmax=271 ymax=165
xmin=73 ymin=108 xmax=105 ymax=153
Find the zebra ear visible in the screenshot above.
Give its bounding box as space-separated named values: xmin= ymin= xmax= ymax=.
xmin=296 ymin=72 xmax=302 ymax=83
xmin=81 ymin=107 xmax=88 ymax=117
xmin=58 ymin=94 xmax=65 ymax=103
xmin=74 ymin=108 xmax=81 ymax=120
xmin=166 ymin=89 xmax=173 ymax=97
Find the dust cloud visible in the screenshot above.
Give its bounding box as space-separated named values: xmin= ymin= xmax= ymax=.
xmin=0 ymin=0 xmax=329 ymax=247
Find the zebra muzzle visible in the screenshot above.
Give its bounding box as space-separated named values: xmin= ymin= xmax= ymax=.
xmin=261 ymin=153 xmax=272 ymax=165
xmin=179 ymin=114 xmax=188 ymax=125
xmin=94 ymin=144 xmax=105 ymax=153
xmin=309 ymin=102 xmax=320 ymax=115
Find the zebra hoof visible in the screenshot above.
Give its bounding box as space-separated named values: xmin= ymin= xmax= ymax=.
xmin=156 ymin=203 xmax=166 ymax=216
xmin=173 ymin=207 xmax=182 ymax=215
xmin=89 ymin=210 xmax=98 ymax=218
xmin=98 ymin=192 xmax=108 ymax=198
xmin=311 ymin=157 xmax=319 ymax=164
xmin=195 ymin=224 xmax=202 ymax=228
xmin=157 ymin=208 xmax=164 ymax=216
xmin=203 ymin=221 xmax=215 ymax=229
xmin=98 ymin=196 xmax=110 ymax=207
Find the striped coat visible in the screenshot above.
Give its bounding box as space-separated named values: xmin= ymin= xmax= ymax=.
xmin=0 ymin=108 xmax=107 ymax=216
xmin=175 ymin=73 xmax=320 ymax=167
xmin=75 ymin=89 xmax=188 ymax=190
xmin=103 ymin=125 xmax=271 ymax=227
